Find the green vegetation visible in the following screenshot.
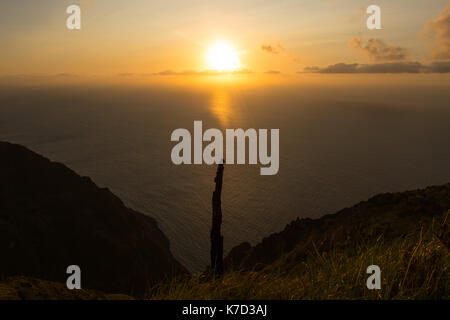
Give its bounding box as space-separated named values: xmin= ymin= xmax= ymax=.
xmin=149 ymin=212 xmax=449 ymax=300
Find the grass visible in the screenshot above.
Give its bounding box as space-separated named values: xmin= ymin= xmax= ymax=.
xmin=148 ymin=212 xmax=449 ymax=300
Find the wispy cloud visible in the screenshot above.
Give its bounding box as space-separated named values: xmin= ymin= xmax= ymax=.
xmin=261 ymin=44 xmax=284 ymax=54
xmin=422 ymin=3 xmax=450 ymax=60
xmin=301 ymin=61 xmax=450 ymax=73
xmin=349 ymin=38 xmax=409 ymax=61
xmin=1 ymin=73 xmax=77 ymax=79
xmin=153 ymin=69 xmax=253 ymax=76
xmin=264 ymin=70 xmax=282 ymax=74
xmin=117 ymin=73 xmax=135 ymax=77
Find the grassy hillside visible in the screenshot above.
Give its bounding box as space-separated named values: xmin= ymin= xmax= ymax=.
xmin=2 ymin=211 xmax=447 ymax=300
xmin=149 ymin=182 xmax=450 ymax=300
xmin=149 ymin=210 xmax=449 ymax=299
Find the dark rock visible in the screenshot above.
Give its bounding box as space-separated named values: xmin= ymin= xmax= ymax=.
xmin=0 ymin=142 xmax=188 ymax=296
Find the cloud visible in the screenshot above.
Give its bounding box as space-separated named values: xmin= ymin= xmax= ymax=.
xmin=422 ymin=3 xmax=450 ymax=60
xmin=261 ymin=43 xmax=301 ymax=64
xmin=428 ymin=61 xmax=450 ymax=73
xmin=302 ymin=66 xmax=321 ymax=73
xmin=261 ymin=44 xmax=284 ymax=54
xmin=155 ymin=70 xmax=179 ymax=76
xmin=153 ymin=69 xmax=253 ymax=76
xmin=117 ymin=73 xmax=134 ymax=77
xmin=349 ymin=37 xmax=409 ymax=61
xmin=306 ymin=63 xmax=360 ymax=74
xmin=264 ymin=70 xmax=282 ymax=74
xmin=301 ymin=61 xmax=450 ymax=73
xmin=2 ymin=73 xmax=77 ymax=79
xmin=54 ymin=73 xmax=76 ymax=78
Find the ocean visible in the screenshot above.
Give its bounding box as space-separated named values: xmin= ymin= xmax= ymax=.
xmin=1 ymin=75 xmax=449 ymax=272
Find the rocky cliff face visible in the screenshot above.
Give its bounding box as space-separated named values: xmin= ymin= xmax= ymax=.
xmin=225 ymin=183 xmax=450 ymax=271
xmin=0 ymin=142 xmax=188 ymax=296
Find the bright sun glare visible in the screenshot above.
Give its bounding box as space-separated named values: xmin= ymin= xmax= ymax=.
xmin=206 ymin=42 xmax=241 ymax=72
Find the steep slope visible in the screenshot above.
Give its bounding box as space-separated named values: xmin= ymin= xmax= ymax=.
xmin=152 ymin=184 xmax=449 ymax=299
xmin=0 ymin=142 xmax=188 ymax=296
xmin=225 ymin=183 xmax=450 ymax=271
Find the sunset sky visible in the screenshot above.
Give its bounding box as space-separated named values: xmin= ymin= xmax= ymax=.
xmin=1 ymin=0 xmax=449 ymax=77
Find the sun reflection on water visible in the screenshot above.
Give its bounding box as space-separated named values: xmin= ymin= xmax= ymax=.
xmin=210 ymin=89 xmax=234 ymax=127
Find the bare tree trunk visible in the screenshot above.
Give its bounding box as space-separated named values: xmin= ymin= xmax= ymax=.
xmin=210 ymin=162 xmax=224 ymax=277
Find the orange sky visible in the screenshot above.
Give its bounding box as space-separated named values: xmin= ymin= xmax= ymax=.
xmin=0 ymin=0 xmax=449 ymax=78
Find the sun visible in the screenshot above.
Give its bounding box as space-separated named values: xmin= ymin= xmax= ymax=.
xmin=206 ymin=41 xmax=241 ymax=72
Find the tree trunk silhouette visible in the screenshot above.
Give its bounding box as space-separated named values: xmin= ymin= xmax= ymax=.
xmin=210 ymin=162 xmax=224 ymax=277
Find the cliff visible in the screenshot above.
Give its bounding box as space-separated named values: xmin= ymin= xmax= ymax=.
xmin=225 ymin=183 xmax=450 ymax=271
xmin=153 ymin=184 xmax=449 ymax=299
xmin=1 ymin=141 xmax=448 ymax=300
xmin=0 ymin=142 xmax=188 ymax=296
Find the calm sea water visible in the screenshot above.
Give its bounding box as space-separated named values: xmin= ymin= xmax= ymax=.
xmin=1 ymin=77 xmax=450 ymax=272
